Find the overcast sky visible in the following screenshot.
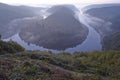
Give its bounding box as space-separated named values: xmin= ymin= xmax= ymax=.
xmin=0 ymin=0 xmax=120 ymax=6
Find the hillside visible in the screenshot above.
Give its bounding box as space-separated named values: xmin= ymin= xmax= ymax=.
xmin=0 ymin=50 xmax=120 ymax=80
xmin=85 ymin=4 xmax=120 ymax=21
xmin=47 ymin=4 xmax=79 ymax=14
xmin=0 ymin=3 xmax=42 ymax=25
xmin=0 ymin=39 xmax=25 ymax=54
xmin=0 ymin=3 xmax=42 ymax=39
xmin=19 ymin=5 xmax=88 ymax=50
xmin=0 ymin=37 xmax=120 ymax=80
xmin=103 ymin=31 xmax=120 ymax=50
xmin=85 ymin=4 xmax=120 ymax=50
xmin=83 ymin=3 xmax=120 ymax=16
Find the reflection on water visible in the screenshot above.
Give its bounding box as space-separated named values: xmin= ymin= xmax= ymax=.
xmin=3 ymin=34 xmax=60 ymax=53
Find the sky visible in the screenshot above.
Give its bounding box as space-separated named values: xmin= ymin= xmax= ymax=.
xmin=0 ymin=0 xmax=120 ymax=6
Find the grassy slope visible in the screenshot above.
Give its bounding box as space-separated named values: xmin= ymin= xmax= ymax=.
xmin=0 ymin=50 xmax=120 ymax=80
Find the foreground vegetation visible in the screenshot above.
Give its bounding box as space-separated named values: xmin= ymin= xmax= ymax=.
xmin=0 ymin=50 xmax=120 ymax=80
xmin=0 ymin=40 xmax=120 ymax=80
xmin=0 ymin=39 xmax=25 ymax=54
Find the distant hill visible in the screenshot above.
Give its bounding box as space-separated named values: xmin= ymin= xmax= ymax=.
xmin=85 ymin=4 xmax=120 ymax=50
xmin=85 ymin=4 xmax=120 ymax=21
xmin=83 ymin=3 xmax=120 ymax=13
xmin=47 ymin=4 xmax=79 ymax=14
xmin=0 ymin=3 xmax=43 ymax=38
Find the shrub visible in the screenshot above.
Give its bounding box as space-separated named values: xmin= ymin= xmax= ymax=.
xmin=0 ymin=40 xmax=25 ymax=54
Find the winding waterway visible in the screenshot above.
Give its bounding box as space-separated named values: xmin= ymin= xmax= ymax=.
xmin=3 ymin=8 xmax=102 ymax=53
xmin=65 ymin=9 xmax=102 ymax=52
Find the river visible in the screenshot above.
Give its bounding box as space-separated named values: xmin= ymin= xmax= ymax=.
xmin=65 ymin=9 xmax=102 ymax=52
xmin=3 ymin=8 xmax=102 ymax=53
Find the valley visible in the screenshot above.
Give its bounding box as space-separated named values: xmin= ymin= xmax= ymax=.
xmin=1 ymin=3 xmax=102 ymax=52
xmin=0 ymin=2 xmax=120 ymax=80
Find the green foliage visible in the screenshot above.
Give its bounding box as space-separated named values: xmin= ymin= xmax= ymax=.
xmin=7 ymin=40 xmax=25 ymax=52
xmin=0 ymin=40 xmax=25 ymax=54
xmin=0 ymin=50 xmax=120 ymax=80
